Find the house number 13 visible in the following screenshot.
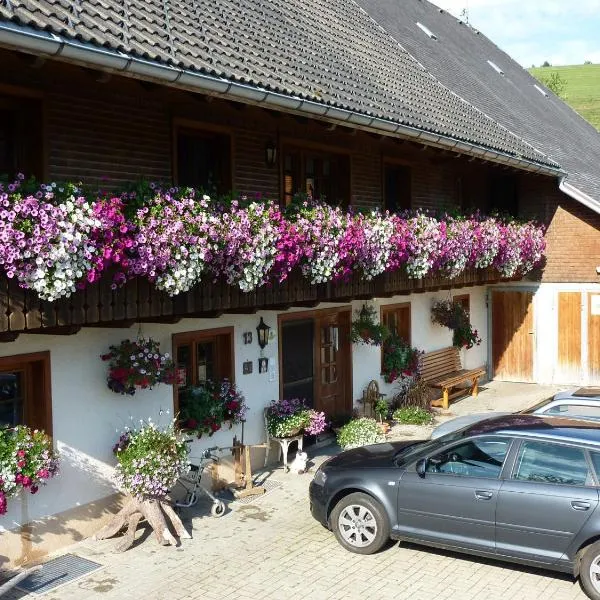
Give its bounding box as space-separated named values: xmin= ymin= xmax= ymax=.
xmin=243 ymin=332 xmax=253 ymax=344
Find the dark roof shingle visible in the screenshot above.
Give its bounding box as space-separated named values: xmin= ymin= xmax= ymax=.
xmin=0 ymin=0 xmax=558 ymax=169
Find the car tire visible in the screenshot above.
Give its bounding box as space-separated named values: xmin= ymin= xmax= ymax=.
xmin=330 ymin=492 xmax=390 ymax=555
xmin=579 ymin=541 xmax=600 ymax=600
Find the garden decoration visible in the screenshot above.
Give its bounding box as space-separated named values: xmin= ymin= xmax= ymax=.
xmin=431 ymin=299 xmax=482 ymax=349
xmin=179 ymin=379 xmax=247 ymax=437
xmin=101 ymin=337 xmax=175 ymax=395
xmin=336 ymin=417 xmax=386 ymax=450
xmin=265 ymin=398 xmax=328 ymax=438
xmin=0 ymin=175 xmax=546 ymax=301
xmin=350 ymin=304 xmax=390 ymax=346
xmin=382 ymin=334 xmax=423 ymax=384
xmin=95 ymin=420 xmax=191 ymax=552
xmin=0 ymin=425 xmax=59 ymax=516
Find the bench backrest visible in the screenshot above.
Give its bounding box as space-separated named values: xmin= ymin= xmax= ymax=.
xmin=421 ymin=346 xmax=462 ymax=381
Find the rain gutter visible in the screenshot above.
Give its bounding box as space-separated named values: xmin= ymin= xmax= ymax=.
xmin=0 ymin=21 xmax=563 ymax=177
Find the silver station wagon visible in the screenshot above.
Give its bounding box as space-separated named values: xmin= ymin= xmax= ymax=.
xmin=309 ymin=415 xmax=600 ymax=599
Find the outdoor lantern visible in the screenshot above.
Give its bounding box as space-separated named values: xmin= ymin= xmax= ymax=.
xmin=265 ymin=141 xmax=277 ymax=167
xmin=256 ymin=317 xmax=271 ymax=349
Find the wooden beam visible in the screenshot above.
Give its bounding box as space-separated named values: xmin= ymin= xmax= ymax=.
xmin=85 ymin=320 xmax=136 ymax=329
xmin=137 ymin=316 xmax=182 ymax=324
xmin=28 ymin=325 xmax=81 ymax=336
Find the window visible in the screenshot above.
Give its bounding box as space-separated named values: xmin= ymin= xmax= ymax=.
xmin=175 ymin=124 xmax=231 ymax=195
xmin=454 ymin=294 xmax=470 ymax=318
xmin=488 ymin=174 xmax=518 ymax=217
xmin=283 ymin=147 xmax=350 ymax=207
xmin=381 ymin=303 xmax=411 ymax=343
xmin=384 ymin=164 xmax=411 ymax=213
xmin=425 ymin=437 xmax=510 ymax=478
xmin=513 ymin=440 xmax=591 ymax=486
xmin=0 ymin=352 xmax=52 ymax=434
xmin=0 ymin=95 xmax=43 ymax=179
xmin=172 ymin=328 xmax=234 ymax=412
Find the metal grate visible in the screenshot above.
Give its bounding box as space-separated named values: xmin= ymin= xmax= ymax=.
xmin=16 ymin=554 xmax=102 ymax=595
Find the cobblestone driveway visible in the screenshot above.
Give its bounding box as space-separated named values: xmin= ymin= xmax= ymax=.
xmin=3 ymin=382 xmax=590 ymax=600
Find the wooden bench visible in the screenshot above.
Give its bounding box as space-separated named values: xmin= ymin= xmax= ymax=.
xmin=421 ymin=346 xmax=486 ymax=410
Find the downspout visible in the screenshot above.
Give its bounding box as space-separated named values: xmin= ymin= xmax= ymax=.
xmin=0 ymin=21 xmax=563 ymax=177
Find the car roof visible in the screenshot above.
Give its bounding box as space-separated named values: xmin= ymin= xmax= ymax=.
xmin=554 ymin=387 xmax=600 ymax=402
xmin=464 ymin=414 xmax=600 ymax=446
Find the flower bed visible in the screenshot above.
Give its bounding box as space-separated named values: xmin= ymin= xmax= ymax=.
xmin=0 ymin=175 xmax=546 ymax=300
xmin=0 ymin=425 xmax=59 ymax=515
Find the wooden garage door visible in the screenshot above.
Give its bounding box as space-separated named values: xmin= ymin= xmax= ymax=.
xmin=491 ymin=290 xmax=534 ymax=382
xmin=588 ymin=294 xmax=600 ymax=383
xmin=557 ymin=292 xmax=582 ymax=383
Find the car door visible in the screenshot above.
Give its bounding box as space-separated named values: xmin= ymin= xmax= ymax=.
xmin=396 ymin=436 xmax=511 ymax=554
xmin=496 ymin=439 xmax=599 ymax=564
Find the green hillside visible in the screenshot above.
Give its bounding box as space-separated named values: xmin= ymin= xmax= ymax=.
xmin=528 ymin=64 xmax=600 ymax=131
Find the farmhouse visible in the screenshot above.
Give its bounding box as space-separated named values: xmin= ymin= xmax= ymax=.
xmin=0 ymin=0 xmax=598 ymax=566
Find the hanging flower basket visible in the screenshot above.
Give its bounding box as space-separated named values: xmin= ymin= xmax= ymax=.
xmin=382 ymin=334 xmax=423 ymax=384
xmin=101 ymin=337 xmax=175 ymax=395
xmin=350 ymin=304 xmax=390 ymax=346
xmin=431 ymin=300 xmax=482 ymax=349
xmin=178 ymin=379 xmax=248 ymax=437
xmin=0 ymin=426 xmax=59 ymax=515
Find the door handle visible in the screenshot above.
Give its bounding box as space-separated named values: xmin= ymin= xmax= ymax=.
xmin=475 ymin=490 xmax=493 ymax=501
xmin=571 ymin=500 xmax=591 ymax=511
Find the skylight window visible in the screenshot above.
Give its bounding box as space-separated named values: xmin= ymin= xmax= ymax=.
xmin=534 ymin=84 xmax=549 ymax=97
xmin=416 ymin=22 xmax=437 ymax=40
xmin=487 ymin=60 xmax=504 ymax=75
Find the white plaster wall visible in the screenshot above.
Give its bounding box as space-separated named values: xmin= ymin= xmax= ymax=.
xmin=0 ymin=290 xmax=489 ymax=529
xmin=350 ymin=286 xmax=489 ymax=405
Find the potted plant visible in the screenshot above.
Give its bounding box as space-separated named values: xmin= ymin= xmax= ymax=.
xmin=265 ymin=398 xmax=328 ymax=438
xmin=179 ymin=379 xmax=247 ymax=438
xmin=382 ymin=334 xmax=422 ymax=384
xmin=350 ymin=304 xmax=390 ymax=346
xmin=431 ymin=299 xmax=482 ymax=349
xmin=101 ymin=337 xmax=175 ymax=395
xmin=336 ymin=417 xmax=386 ymax=450
xmin=0 ymin=425 xmax=59 ymax=515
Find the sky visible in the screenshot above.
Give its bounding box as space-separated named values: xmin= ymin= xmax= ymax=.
xmin=434 ymin=0 xmax=600 ymax=67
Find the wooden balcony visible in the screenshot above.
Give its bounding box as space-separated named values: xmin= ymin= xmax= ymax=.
xmin=0 ymin=268 xmax=508 ymax=339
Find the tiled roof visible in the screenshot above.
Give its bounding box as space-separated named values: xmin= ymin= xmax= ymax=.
xmin=355 ymin=0 xmax=600 ymax=206
xmin=0 ymin=0 xmax=559 ymax=170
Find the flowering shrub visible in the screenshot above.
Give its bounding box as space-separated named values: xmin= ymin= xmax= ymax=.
xmin=101 ymin=337 xmax=175 ymax=395
xmin=0 ymin=176 xmax=547 ymax=299
xmin=336 ymin=418 xmax=386 ymax=450
xmin=431 ymin=299 xmax=482 ymax=349
xmin=113 ymin=420 xmax=188 ymax=499
xmin=0 ymin=426 xmax=59 ymax=515
xmin=179 ymin=379 xmax=248 ymax=437
xmin=382 ymin=334 xmax=423 ymax=383
xmin=266 ymin=398 xmax=328 ymax=438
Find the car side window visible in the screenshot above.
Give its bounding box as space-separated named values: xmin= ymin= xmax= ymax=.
xmin=426 ymin=437 xmax=510 ymax=478
xmin=513 ymin=441 xmax=590 ymax=486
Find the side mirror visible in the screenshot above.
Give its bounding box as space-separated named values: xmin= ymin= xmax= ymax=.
xmin=416 ymin=458 xmax=427 ymax=478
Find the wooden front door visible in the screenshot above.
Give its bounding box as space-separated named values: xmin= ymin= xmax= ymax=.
xmin=588 ymin=294 xmax=600 ymax=383
xmin=279 ymin=309 xmax=351 ymax=419
xmin=557 ymin=292 xmax=582 ymax=383
xmin=491 ymin=290 xmax=534 ymax=382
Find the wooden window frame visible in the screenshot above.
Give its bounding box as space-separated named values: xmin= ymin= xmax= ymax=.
xmin=454 ymin=294 xmax=470 ymax=319
xmin=380 ymin=302 xmax=411 ymax=344
xmin=0 ymin=351 xmax=52 ymax=435
xmin=280 ymin=139 xmax=351 ymax=208
xmin=171 ymin=118 xmax=234 ymax=192
xmin=171 ymin=327 xmax=234 ymax=414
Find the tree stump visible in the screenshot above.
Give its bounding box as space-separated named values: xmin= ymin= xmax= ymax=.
xmin=94 ymin=496 xmax=191 ymax=552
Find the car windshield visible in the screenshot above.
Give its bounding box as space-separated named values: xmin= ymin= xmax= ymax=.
xmin=519 ymin=395 xmax=555 ymax=414
xmin=394 ymin=429 xmax=466 ymax=466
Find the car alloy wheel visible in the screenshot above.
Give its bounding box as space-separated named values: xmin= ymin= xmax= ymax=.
xmin=338 ymin=504 xmax=378 ymax=548
xmin=579 ymin=540 xmax=600 ymax=600
xmin=330 ymin=492 xmax=390 ymax=555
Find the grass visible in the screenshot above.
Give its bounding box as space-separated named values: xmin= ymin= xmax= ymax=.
xmin=528 ymin=64 xmax=600 ymax=131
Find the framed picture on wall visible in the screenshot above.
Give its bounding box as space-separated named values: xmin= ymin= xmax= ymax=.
xmin=258 ymin=357 xmax=269 ymax=374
